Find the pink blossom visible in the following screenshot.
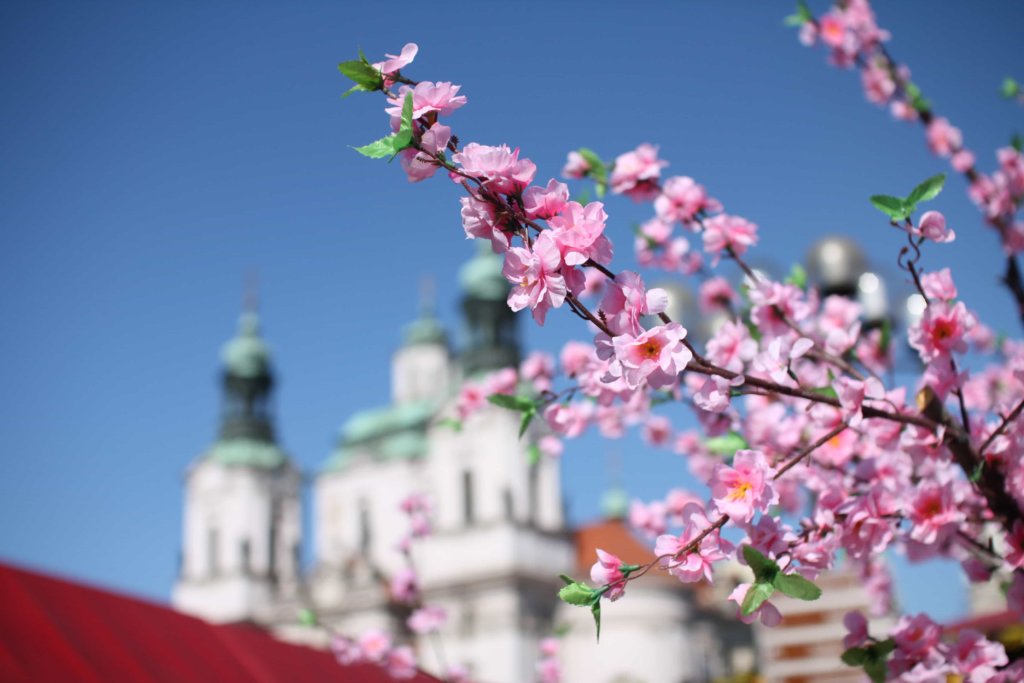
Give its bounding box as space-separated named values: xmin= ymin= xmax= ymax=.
xmin=537 ymin=656 xmax=561 ymax=683
xmin=701 ymin=214 xmax=759 ymax=261
xmin=908 ymin=300 xmax=974 ymax=362
xmin=694 ymin=375 xmax=737 ymax=413
xmin=654 ymin=176 xmax=721 ymax=225
xmin=538 ymin=435 xmax=564 ymax=459
xmin=654 ymin=504 xmax=730 ymax=583
xmin=926 ymin=117 xmax=962 ymax=157
xmin=610 ymin=323 xmax=693 ymax=389
xmin=861 ymin=61 xmax=895 ymax=105
xmin=709 ymin=449 xmax=777 ymax=525
xmin=408 ymin=605 xmax=448 ymax=634
xmin=892 ymin=613 xmax=942 ymax=659
xmin=600 ymin=271 xmax=668 ymax=336
xmin=840 ymin=488 xmax=898 ymax=559
xmin=952 ymin=149 xmax=976 ymax=173
xmin=920 ymin=268 xmax=957 ymax=301
xmin=385 ymin=646 xmax=417 ymax=679
xmin=503 ymin=232 xmax=567 ymax=325
xmin=818 ymin=13 xmax=847 ymax=48
xmin=728 ymin=582 xmax=782 ymax=627
xmin=590 ymin=548 xmax=628 ymax=601
xmin=751 ymin=336 xmax=814 ymax=386
xmin=460 ymin=195 xmax=511 ymax=252
xmin=358 ymin=629 xmax=393 ymax=663
xmin=331 ymin=636 xmax=363 ymax=666
xmin=843 ymin=610 xmax=870 ymax=649
xmin=543 ymin=403 xmax=587 ymax=438
xmin=907 ymin=481 xmax=964 ymax=545
xmin=390 ymin=567 xmax=419 ymax=603
xmin=951 ymin=629 xmax=1009 ymax=683
xmin=914 ymin=210 xmax=955 ymax=243
xmin=609 ymin=143 xmax=667 ymax=201
xmin=400 ymin=123 xmax=451 ymax=182
xmin=522 ymin=179 xmax=569 ymax=220
xmin=520 ymin=351 xmax=554 ymax=392
xmin=562 ymin=151 xmax=591 ymax=179
xmin=630 ymin=499 xmax=668 ymax=537
xmin=453 ymin=143 xmax=536 ymax=194
xmin=559 ymin=340 xmax=593 ymax=377
xmin=642 ymin=415 xmax=673 ymax=446
xmin=833 ymin=376 xmax=884 ymax=427
xmin=373 ymin=43 xmax=418 ymax=79
xmin=705 ymin=320 xmax=757 ymax=373
xmin=387 ymin=81 xmax=466 ymax=123
xmin=548 ymin=201 xmax=613 ymax=266
xmin=698 ymin=277 xmax=737 ymax=314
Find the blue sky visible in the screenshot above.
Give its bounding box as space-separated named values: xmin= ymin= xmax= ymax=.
xmin=1 ymin=1 xmax=1022 ymax=623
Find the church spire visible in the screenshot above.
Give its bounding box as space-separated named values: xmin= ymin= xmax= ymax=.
xmin=458 ymin=243 xmax=520 ymax=375
xmin=218 ymin=283 xmax=275 ymax=443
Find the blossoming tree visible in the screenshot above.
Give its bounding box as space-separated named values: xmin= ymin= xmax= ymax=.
xmin=334 ymin=2 xmax=1024 ymax=680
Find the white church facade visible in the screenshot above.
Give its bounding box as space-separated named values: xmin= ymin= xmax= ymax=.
xmin=171 ymin=248 xmax=766 ymax=683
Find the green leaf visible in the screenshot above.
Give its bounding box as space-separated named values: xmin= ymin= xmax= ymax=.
xmin=488 ymin=393 xmax=536 ymax=412
xmin=740 ymin=581 xmax=775 ymax=617
xmin=879 ymin=318 xmax=892 ymax=355
xmin=393 ymin=92 xmax=415 ymax=150
xmin=436 ymin=417 xmax=462 ymax=432
xmin=810 ymin=385 xmax=839 ymax=400
xmin=1002 ymin=77 xmax=1021 ymax=99
xmin=552 ymin=623 xmax=572 ymax=637
xmin=338 ymin=58 xmax=383 ymax=92
xmin=353 ymin=134 xmax=399 ymax=159
xmin=841 ymin=647 xmax=868 ymax=666
xmin=784 ymin=263 xmax=808 ymax=290
xmin=863 ymin=658 xmax=887 ymax=683
xmin=341 ymin=83 xmax=373 ymax=98
xmin=590 ymin=602 xmax=602 ymax=642
xmin=558 ymin=574 xmax=575 ymax=586
xmin=577 ymin=148 xmax=605 ymax=177
xmin=298 ymin=609 xmax=317 ymax=627
xmin=519 ymin=410 xmax=535 ymax=439
xmin=970 ymin=460 xmax=985 ymax=482
xmin=869 ymin=194 xmax=909 ymax=221
xmin=874 ymin=638 xmax=896 ymax=657
xmin=773 ymin=572 xmax=822 ymax=600
xmin=527 ymin=444 xmax=541 ymax=465
xmin=558 ymin=582 xmax=595 ymax=607
xmin=906 ymin=173 xmax=946 ymax=207
xmin=1012 ymin=133 xmax=1023 ymax=153
xmin=742 ymin=546 xmax=779 ymax=583
xmin=706 ymin=431 xmax=749 ymax=458
xmin=783 ymin=1 xmax=812 ymax=26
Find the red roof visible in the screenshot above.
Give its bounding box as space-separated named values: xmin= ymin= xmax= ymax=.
xmin=0 ymin=562 xmax=437 ymax=683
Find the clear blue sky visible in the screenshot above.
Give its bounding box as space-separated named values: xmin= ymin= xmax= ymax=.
xmin=1 ymin=1 xmax=1021 ymax=623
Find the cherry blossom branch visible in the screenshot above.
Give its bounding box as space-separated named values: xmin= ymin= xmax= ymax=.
xmin=980 ymin=396 xmax=1024 ymax=455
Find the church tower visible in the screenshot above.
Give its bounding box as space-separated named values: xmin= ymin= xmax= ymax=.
xmin=173 ymin=305 xmax=302 ymax=624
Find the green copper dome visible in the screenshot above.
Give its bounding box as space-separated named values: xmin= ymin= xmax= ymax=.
xmin=601 ymin=486 xmax=630 ymax=520
xmin=221 ymin=312 xmax=271 ymax=379
xmin=206 ymin=438 xmax=287 ymax=469
xmin=322 ymin=400 xmax=437 ymax=472
xmin=402 ymin=314 xmax=447 ymax=347
xmin=458 ymin=245 xmax=508 ymax=302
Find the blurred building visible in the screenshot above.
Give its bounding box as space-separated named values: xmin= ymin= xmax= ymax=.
xmin=171 ymin=247 xmax=890 ymax=683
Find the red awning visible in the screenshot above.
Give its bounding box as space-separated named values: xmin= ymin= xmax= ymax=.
xmin=0 ymin=562 xmax=438 ymax=683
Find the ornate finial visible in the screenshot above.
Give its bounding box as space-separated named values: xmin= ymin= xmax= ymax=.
xmin=243 ymin=270 xmax=260 ymax=314
xmin=601 ymin=450 xmax=629 ymax=520
xmin=419 ymin=275 xmax=436 ymax=318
